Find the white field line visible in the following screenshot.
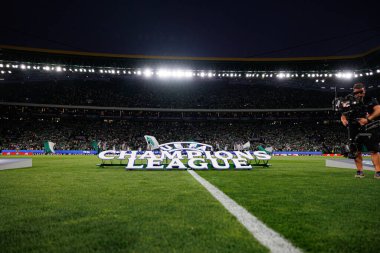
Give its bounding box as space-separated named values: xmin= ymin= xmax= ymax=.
xmin=187 ymin=170 xmax=302 ymax=253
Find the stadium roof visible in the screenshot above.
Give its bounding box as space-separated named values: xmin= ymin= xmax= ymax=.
xmin=1 ymin=44 xmax=380 ymax=71
xmin=1 ymin=44 xmax=379 ymax=91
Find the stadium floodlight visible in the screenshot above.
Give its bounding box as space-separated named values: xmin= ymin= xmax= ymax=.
xmin=1 ymin=71 xmax=4 ymax=74
xmin=173 ymin=70 xmax=182 ymax=78
xmin=136 ymin=70 xmax=142 ymax=75
xmin=321 ymin=79 xmax=325 ymax=83
xmin=27 ymin=66 xmax=31 ymax=69
xmin=143 ymin=69 xmax=153 ymax=77
xmin=20 ymin=64 xmax=26 ymax=70
xmin=185 ymin=70 xmax=193 ymax=78
xmin=174 ymin=70 xmax=183 ymax=78
xmin=341 ymin=72 xmax=353 ymax=79
xmin=6 ymin=64 xmax=10 ymax=68
xmin=8 ymin=71 xmax=12 ymax=74
xmin=200 ymin=72 xmax=205 ymax=77
xmin=316 ymin=79 xmax=319 ymax=82
xmin=56 ymin=66 xmax=62 ymax=72
xmin=157 ymin=69 xmax=169 ymax=78
xmin=377 ymin=69 xmax=380 ymax=73
xmin=44 ymin=66 xmax=51 ymax=71
xmin=370 ymin=72 xmax=373 ymax=75
xmin=277 ymin=73 xmax=285 ymax=79
xmin=0 ymin=64 xmax=3 ymax=68
xmin=99 ymin=69 xmax=104 ymax=73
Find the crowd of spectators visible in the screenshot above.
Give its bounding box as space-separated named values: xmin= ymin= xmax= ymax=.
xmin=0 ymin=118 xmax=347 ymax=153
xmin=0 ymin=79 xmax=347 ymax=109
xmin=2 ymin=78 xmax=372 ymax=154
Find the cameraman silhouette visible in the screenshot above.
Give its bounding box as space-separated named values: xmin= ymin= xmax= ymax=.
xmin=340 ymin=83 xmax=380 ymax=179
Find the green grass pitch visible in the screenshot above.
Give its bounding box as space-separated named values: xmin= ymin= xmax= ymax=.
xmin=0 ymin=155 xmax=379 ymax=253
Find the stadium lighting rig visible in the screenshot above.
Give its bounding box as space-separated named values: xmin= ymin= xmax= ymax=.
xmin=0 ymin=61 xmax=379 ymax=86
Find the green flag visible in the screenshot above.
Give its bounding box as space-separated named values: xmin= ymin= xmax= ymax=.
xmin=43 ymin=141 xmax=55 ymax=154
xmin=144 ymin=135 xmax=160 ymax=150
xmin=91 ymin=140 xmax=100 ymax=153
xmin=257 ymin=145 xmax=273 ymax=155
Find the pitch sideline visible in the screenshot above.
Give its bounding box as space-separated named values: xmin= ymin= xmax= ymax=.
xmin=187 ymin=170 xmax=302 ymax=253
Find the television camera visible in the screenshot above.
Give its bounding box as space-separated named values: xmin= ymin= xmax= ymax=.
xmin=333 ymin=94 xmax=379 ymax=159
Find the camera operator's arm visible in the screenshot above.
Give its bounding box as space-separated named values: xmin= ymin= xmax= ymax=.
xmin=358 ymin=104 xmax=380 ymax=126
xmin=341 ymin=114 xmax=349 ymax=126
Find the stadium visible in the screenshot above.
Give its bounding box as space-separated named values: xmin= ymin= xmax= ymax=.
xmin=1 ymin=42 xmax=380 ymax=252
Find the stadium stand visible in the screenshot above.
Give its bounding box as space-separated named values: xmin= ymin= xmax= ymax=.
xmin=0 ymin=79 xmax=355 ymax=109
xmin=0 ymin=45 xmax=379 ymax=153
xmin=0 ymin=118 xmax=346 ymax=153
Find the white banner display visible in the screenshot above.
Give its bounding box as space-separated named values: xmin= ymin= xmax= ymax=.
xmin=98 ymin=137 xmax=271 ymax=170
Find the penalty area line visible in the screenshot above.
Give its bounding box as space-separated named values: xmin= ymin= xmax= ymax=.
xmin=187 ymin=170 xmax=302 ymax=253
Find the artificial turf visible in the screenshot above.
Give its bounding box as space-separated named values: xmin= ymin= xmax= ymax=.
xmin=0 ymin=155 xmax=379 ymax=252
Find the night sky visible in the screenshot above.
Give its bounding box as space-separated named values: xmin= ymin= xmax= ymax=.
xmin=1 ymin=0 xmax=380 ymax=58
